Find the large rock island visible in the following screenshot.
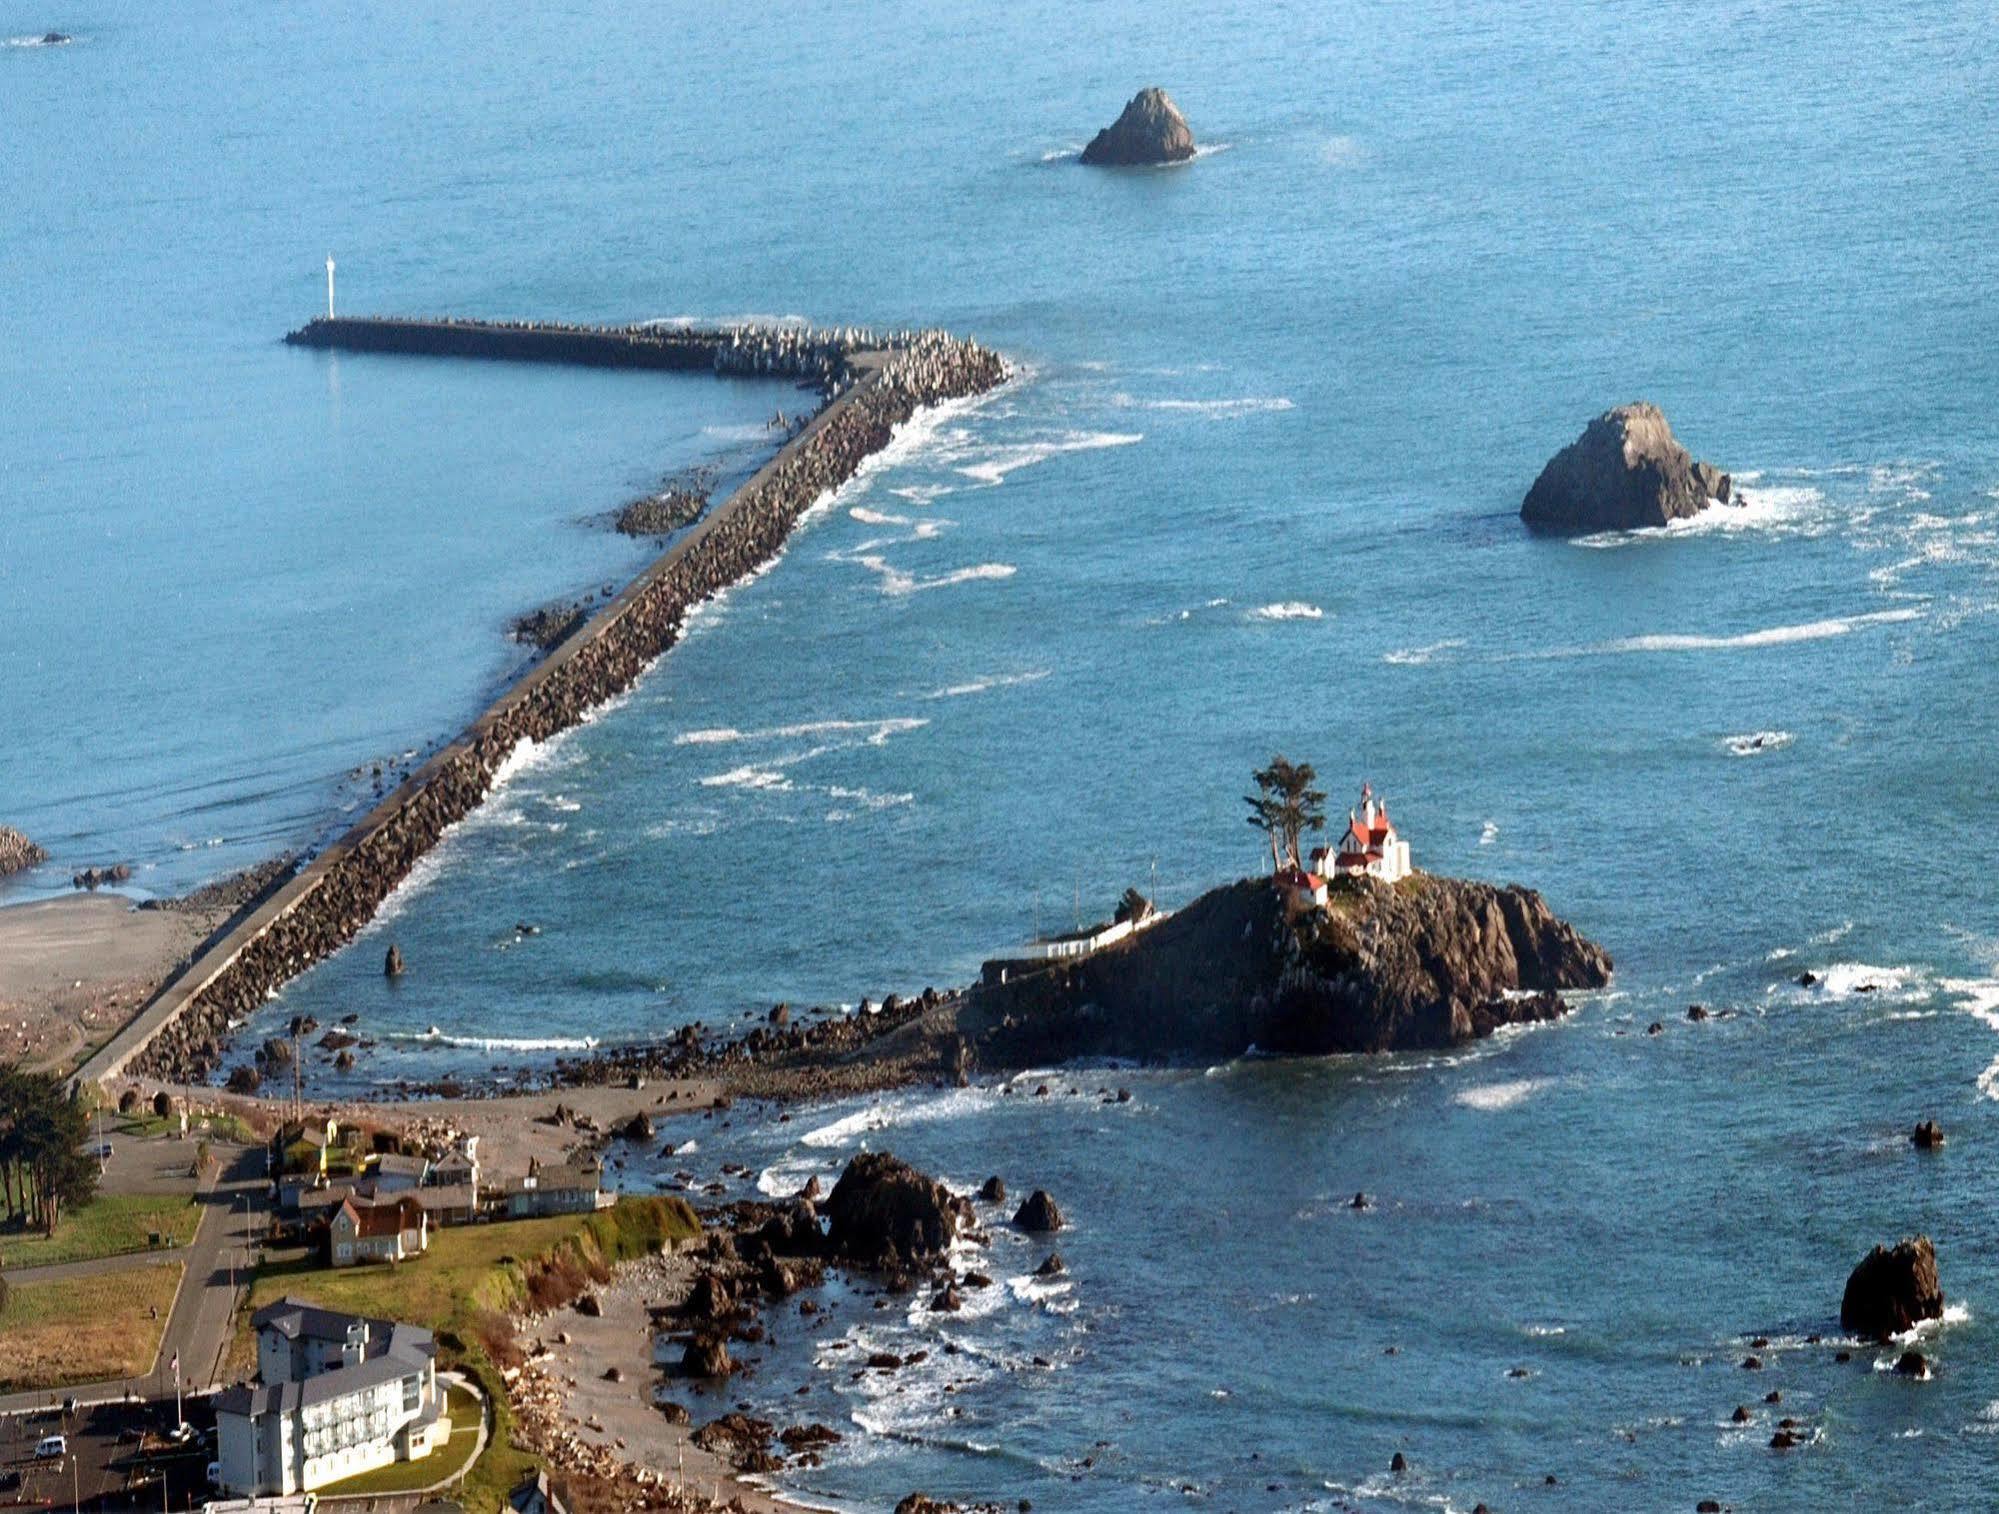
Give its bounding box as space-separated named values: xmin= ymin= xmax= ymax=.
xmin=1521 ymin=403 xmax=1732 ymax=531
xmin=1080 ymin=87 xmax=1197 ymax=166
xmin=970 ymin=873 xmax=1611 ymax=1064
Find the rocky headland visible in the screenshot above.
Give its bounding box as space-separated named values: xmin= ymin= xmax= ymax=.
xmin=1521 ymin=403 xmax=1733 ymax=532
xmin=971 ymin=872 xmax=1611 ymax=1063
xmin=1079 ymin=87 xmax=1197 ymax=166
xmin=557 ymin=871 xmax=1611 ymax=1102
xmin=0 ymin=826 xmax=47 ymax=879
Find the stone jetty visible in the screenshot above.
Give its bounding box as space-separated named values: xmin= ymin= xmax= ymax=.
xmin=91 ymin=316 xmax=1006 ymax=1085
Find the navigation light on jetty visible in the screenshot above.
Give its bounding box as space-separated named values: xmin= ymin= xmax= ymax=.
xmin=325 ymin=254 xmax=336 ymax=319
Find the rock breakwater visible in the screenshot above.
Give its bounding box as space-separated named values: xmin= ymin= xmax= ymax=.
xmin=121 ymin=320 xmax=1006 ymax=1083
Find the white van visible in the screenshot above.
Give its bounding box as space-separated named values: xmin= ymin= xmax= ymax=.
xmin=34 ymin=1434 xmax=66 ymax=1459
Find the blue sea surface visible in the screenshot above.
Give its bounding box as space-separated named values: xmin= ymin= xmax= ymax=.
xmin=9 ymin=1 xmax=1999 ymax=1507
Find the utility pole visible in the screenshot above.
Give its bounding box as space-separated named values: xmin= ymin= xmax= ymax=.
xmin=325 ymin=254 xmax=336 ymax=319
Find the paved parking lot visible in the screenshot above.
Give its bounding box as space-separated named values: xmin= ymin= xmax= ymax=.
xmin=0 ymin=1395 xmax=216 ymax=1511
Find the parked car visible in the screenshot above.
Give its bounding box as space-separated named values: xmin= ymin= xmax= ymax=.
xmin=35 ymin=1435 xmax=67 ymax=1459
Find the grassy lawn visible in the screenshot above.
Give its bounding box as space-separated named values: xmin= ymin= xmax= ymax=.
xmin=240 ymin=1212 xmax=608 ymax=1337
xmin=109 ymin=1109 xmax=259 ymax=1144
xmin=228 ymin=1197 xmax=696 ymax=1510
xmin=315 ymin=1384 xmax=484 ymax=1496
xmin=0 ymin=1261 xmax=181 ymax=1391
xmin=0 ymin=1193 xmax=201 ymax=1270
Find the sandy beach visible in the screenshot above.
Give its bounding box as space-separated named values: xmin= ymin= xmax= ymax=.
xmin=0 ymin=895 xmax=210 ymax=1070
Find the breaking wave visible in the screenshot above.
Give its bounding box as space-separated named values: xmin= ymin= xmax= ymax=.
xmin=1724 ymin=730 xmax=1794 ymax=756
xmin=383 ymin=1028 xmax=599 ymax=1052
xmin=1249 ymin=601 xmax=1325 ymax=622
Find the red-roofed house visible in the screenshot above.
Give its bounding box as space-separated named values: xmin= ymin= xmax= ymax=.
xmin=328 ymin=1195 xmax=428 ymax=1268
xmin=1274 ymin=864 xmax=1328 ymax=915
xmin=1311 ymin=783 xmax=1412 ymax=885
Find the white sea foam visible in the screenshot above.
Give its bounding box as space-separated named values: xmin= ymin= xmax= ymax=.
xmin=849 ymin=506 xmax=908 ymax=526
xmin=924 ymin=669 xmax=1050 ymax=699
xmin=383 ymin=1028 xmax=599 ymax=1052
xmin=1110 ymin=393 xmax=1295 ymax=418
xmin=1383 ymin=638 xmax=1465 ymax=665
xmin=1724 ymin=730 xmax=1795 ymax=756
xmin=676 ymin=716 xmax=927 ymax=748
xmin=799 ymin=1107 xmax=892 ymax=1149
xmin=1455 ymin=1077 xmax=1553 ymax=1111
xmin=6 ymin=32 xmax=72 ymax=46
xmin=1541 ymin=607 xmax=1923 ymax=658
xmin=952 ymin=430 xmax=1142 ymax=486
xmin=850 ymin=554 xmax=1017 ymax=596
xmin=1570 ymin=483 xmax=1827 ymax=549
xmin=1320 ymin=135 xmax=1364 ymax=167
xmin=697 ymin=765 xmax=793 ymax=791
xmin=1800 ymin=962 xmax=1926 ymax=998
xmin=1249 ymin=601 xmax=1325 ymax=622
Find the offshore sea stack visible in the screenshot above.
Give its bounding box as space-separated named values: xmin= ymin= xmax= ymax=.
xmin=973 ymin=873 xmax=1611 ymax=1064
xmin=1841 ymin=1235 xmax=1944 ymax=1340
xmin=0 ymin=827 xmax=48 ymax=879
xmin=1521 ymin=403 xmax=1732 ymax=531
xmin=1080 ymin=87 xmax=1197 ymax=166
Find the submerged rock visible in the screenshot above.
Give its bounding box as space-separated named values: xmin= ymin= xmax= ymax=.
xmin=384 ymin=944 xmax=405 ymax=978
xmin=1079 ymin=87 xmax=1197 ymax=166
xmin=1520 ymin=403 xmax=1732 ymax=532
xmin=1912 ymin=1119 xmax=1945 ymax=1150
xmin=0 ymin=826 xmax=47 ymax=879
xmin=1841 ymin=1235 xmax=1944 ymax=1339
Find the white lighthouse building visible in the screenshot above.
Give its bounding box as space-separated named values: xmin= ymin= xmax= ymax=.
xmin=1313 ymin=782 xmax=1412 ymax=885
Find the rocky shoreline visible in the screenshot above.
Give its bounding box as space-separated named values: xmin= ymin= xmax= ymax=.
xmin=125 ymin=322 xmax=1007 ymax=1083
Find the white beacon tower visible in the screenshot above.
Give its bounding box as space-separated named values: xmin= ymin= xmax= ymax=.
xmin=325 ymin=254 xmax=336 ymax=319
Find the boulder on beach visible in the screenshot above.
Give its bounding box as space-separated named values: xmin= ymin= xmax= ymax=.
xmin=1079 ymin=87 xmax=1197 ymax=166
xmin=823 ymin=1150 xmax=967 ymax=1265
xmin=1840 ymin=1235 xmax=1944 ymax=1340
xmin=1520 ymin=403 xmax=1732 ymax=532
xmin=0 ymin=827 xmax=47 ymax=879
xmin=680 ymin=1333 xmax=734 ymax=1379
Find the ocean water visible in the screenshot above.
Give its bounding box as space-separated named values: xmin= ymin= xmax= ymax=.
xmin=11 ymin=1 xmax=1999 ymax=1506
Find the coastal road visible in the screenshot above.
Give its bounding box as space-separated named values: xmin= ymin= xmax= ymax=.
xmin=0 ymin=1143 xmax=265 ymax=1416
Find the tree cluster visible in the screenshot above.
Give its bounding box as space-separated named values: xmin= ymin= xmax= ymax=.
xmin=0 ymin=1069 xmax=99 ymax=1239
xmin=1245 ymin=755 xmax=1327 ymax=870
